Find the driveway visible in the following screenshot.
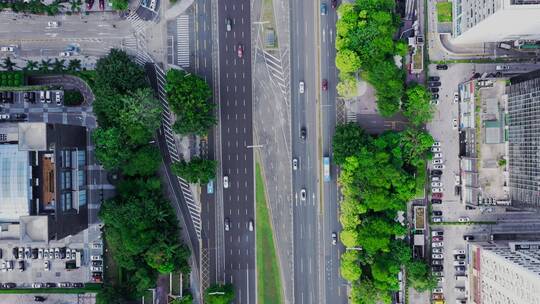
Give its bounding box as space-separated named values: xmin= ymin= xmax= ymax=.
xmin=27 ymin=74 xmax=95 ymax=105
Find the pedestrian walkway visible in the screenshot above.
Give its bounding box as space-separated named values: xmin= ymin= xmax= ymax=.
xmin=404 ymin=0 xmax=415 ymax=20
xmin=176 ymin=15 xmax=190 ymax=67
xmin=126 ymin=10 xmax=149 ymax=34
xmin=260 ymin=49 xmax=288 ymax=96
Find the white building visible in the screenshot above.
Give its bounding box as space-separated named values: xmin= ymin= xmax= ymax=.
xmin=468 ymin=241 xmax=540 ymax=304
xmin=452 ymin=0 xmax=540 ymax=44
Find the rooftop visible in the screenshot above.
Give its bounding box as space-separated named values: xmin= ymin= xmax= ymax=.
xmin=0 ymin=144 xmax=30 ymax=222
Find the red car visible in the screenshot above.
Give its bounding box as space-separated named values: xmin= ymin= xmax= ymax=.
xmin=99 ymin=0 xmax=104 ymax=10
xmin=432 ymin=193 xmax=443 ymax=199
xmin=322 ymin=79 xmax=328 ymax=91
xmin=432 ymin=236 xmax=443 ymax=242
xmin=86 ymin=0 xmax=94 ymax=9
xmin=237 ymin=44 xmax=243 ymax=58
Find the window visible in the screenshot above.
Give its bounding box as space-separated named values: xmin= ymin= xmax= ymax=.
xmin=77 ymin=150 xmax=86 ymax=167
xmin=78 ymin=170 xmax=85 ymax=187
xmin=79 ymin=190 xmax=87 ymax=207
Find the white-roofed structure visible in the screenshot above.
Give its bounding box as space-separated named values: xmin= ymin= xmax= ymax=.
xmin=0 ymin=144 xmax=30 ymax=222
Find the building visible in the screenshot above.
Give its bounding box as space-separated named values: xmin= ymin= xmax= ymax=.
xmin=452 ymin=0 xmax=540 ymax=44
xmin=0 ymin=122 xmax=88 ymax=243
xmin=468 ymin=241 xmax=540 ymax=304
xmin=507 ymin=70 xmax=540 ymax=207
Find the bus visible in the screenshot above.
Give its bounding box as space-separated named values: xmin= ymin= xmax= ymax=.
xmin=207 ymin=179 xmax=214 ymax=194
xmin=323 ymin=156 xmax=330 ymax=182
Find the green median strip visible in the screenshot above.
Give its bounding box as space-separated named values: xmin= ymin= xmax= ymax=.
xmin=256 ymin=162 xmax=283 ymax=304
xmin=0 ymin=284 xmax=101 ymax=294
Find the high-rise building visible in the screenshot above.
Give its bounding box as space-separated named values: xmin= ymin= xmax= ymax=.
xmin=507 ymin=69 xmax=540 ymax=207
xmin=452 ymin=0 xmax=540 ymax=44
xmin=468 ymin=241 xmax=540 ymax=304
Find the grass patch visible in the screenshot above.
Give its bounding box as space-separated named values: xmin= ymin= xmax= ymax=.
xmin=255 ymin=162 xmax=283 ymax=304
xmin=436 ymin=2 xmax=452 ymax=22
xmin=412 ymin=48 xmax=423 ymax=70
xmin=414 ymin=161 xmax=426 ymax=198
xmin=0 ymin=285 xmax=101 ymax=294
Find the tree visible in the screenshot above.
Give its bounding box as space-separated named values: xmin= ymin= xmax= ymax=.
xmin=121 ymin=145 xmax=161 ymax=177
xmin=350 ymin=279 xmax=392 ymax=304
xmin=340 ymin=250 xmax=362 ymax=281
xmin=52 ymin=58 xmax=66 ymax=72
xmin=204 ymin=284 xmax=235 ymax=304
xmin=332 ymin=123 xmax=367 ymax=165
xmin=171 ymin=157 xmax=217 ymax=184
xmin=93 ymin=88 xmax=125 ymax=128
xmin=172 ymin=294 xmax=194 ymax=304
xmin=340 ymin=229 xmax=359 ymax=248
xmin=165 ymin=69 xmax=216 ymax=136
xmin=118 ymin=88 xmax=162 ymax=145
xmin=407 ymin=260 xmax=438 ymax=291
xmin=403 ymin=85 xmax=434 ymax=126
xmin=39 ymin=59 xmax=51 ymax=71
xmin=93 ymin=127 xmax=131 ymax=170
xmin=111 ymin=0 xmax=128 ymax=10
xmin=335 ymin=49 xmax=362 ymax=73
xmin=399 ymin=128 xmax=434 ymax=167
xmin=67 ymin=59 xmax=82 ymax=72
xmin=1 ymin=57 xmax=16 ymax=71
xmin=336 ymin=75 xmax=358 ymax=98
xmin=24 ymin=60 xmax=38 ymax=71
xmin=95 ymin=49 xmax=146 ymax=94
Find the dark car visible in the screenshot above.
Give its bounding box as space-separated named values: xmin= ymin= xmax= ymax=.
xmin=465 ymin=205 xmax=476 ymax=210
xmin=455 ymin=254 xmax=466 ymax=260
xmin=3 ymin=283 xmax=16 ymax=289
xmin=87 ymin=0 xmax=94 ymax=9
xmin=431 ymin=170 xmax=443 ymax=176
xmin=45 ymin=282 xmax=56 ymax=288
xmin=320 ymin=2 xmax=327 ymax=15
xmin=322 ymin=79 xmax=328 ymax=91
xmin=6 ymin=92 xmax=13 ymax=103
xmin=23 ymin=92 xmax=29 ymax=102
xmin=331 ymin=0 xmax=337 ymax=8
xmin=432 ymin=93 xmax=439 ymax=99
xmin=92 ymin=260 xmax=103 ymax=266
xmin=432 ymin=210 xmax=443 ymax=216
xmin=237 ymin=44 xmax=244 ymax=58
xmin=34 ymin=296 xmax=46 ymax=302
xmin=428 ymin=76 xmax=440 ymax=82
xmin=436 ymin=64 xmax=448 ymax=70
xmin=12 ymin=247 xmax=18 ymax=259
xmin=18 ymin=260 xmax=24 ymax=271
xmin=431 ymin=265 xmax=443 ymax=271
xmin=99 ymin=0 xmax=104 ymax=10
xmin=463 ymin=235 xmax=474 ymax=241
xmin=428 ymin=81 xmax=441 ymax=87
xmin=12 ymin=113 xmax=27 ymax=121
xmin=431 ymin=199 xmax=442 ymax=204
xmin=455 ymin=266 xmax=466 ymax=272
xmin=72 ymin=283 xmax=84 ymax=288
xmin=300 ymin=127 xmax=306 ymax=140
xmin=430 ymin=88 xmax=439 ymax=93
xmin=32 ymin=248 xmax=38 ymax=259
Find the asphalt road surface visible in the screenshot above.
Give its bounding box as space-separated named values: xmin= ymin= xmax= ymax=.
xmin=217 ymin=0 xmax=256 ymax=303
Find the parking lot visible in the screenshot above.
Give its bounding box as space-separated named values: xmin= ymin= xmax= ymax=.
xmin=0 ymin=293 xmax=96 ymax=304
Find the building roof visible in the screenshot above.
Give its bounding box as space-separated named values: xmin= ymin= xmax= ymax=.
xmin=18 ymin=123 xmax=47 ymax=151
xmin=0 ymin=144 xmax=30 ymax=222
xmin=19 ymin=216 xmax=50 ymax=243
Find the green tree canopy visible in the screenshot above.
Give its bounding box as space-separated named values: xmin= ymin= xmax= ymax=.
xmin=403 ymin=85 xmax=434 ymax=126
xmin=332 ymin=123 xmax=367 ymax=165
xmin=407 ymin=260 xmax=438 ymax=291
xmin=93 ymin=127 xmax=131 ymax=171
xmin=95 ymin=49 xmax=146 ymax=95
xmin=121 ymin=145 xmax=161 ymax=177
xmin=119 ymin=88 xmax=162 ymax=146
xmin=335 ymin=49 xmax=362 ymax=73
xmin=171 ymin=157 xmax=217 ymax=184
xmin=340 ymin=250 xmax=362 ymax=282
xmin=204 ymin=284 xmax=235 ymax=304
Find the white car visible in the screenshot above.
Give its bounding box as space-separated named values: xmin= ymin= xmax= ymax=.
xmin=32 ymin=283 xmax=43 ymax=288
xmin=292 ymin=158 xmax=298 ymax=170
xmin=91 ymin=266 xmax=103 ymax=272
xmin=431 ymin=147 xmax=441 ymax=152
xmin=433 ymin=288 xmax=443 ymax=293
xmin=452 ymin=118 xmax=458 ymax=129
xmin=59 ymin=51 xmax=71 ymax=57
xmin=454 ymin=261 xmax=466 ymax=266
xmin=248 ymin=220 xmax=254 ymax=231
xmin=432 ymin=188 xmax=443 ymax=193
xmin=431 ymin=182 xmax=443 ymax=187
xmin=300 ymin=189 xmax=306 ymax=201
xmin=433 ymin=164 xmax=445 ymax=169
xmin=299 ymin=81 xmax=305 ymax=94
xmin=47 ymin=21 xmax=59 ymax=28
xmin=454 ymin=92 xmax=460 ymax=103
xmin=432 ymin=159 xmax=443 ymax=165
xmin=433 ymin=153 xmax=443 ymax=159
xmin=432 ymin=241 xmax=444 ymax=247
xmin=432 ymin=247 xmax=443 ymax=253
xmin=458 ymin=217 xmax=470 ymax=222
xmin=432 ymin=141 xmax=441 ymax=147
xmin=432 ymin=254 xmax=444 ymax=259
xmin=90 ymin=255 xmax=102 ymax=261
xmin=432 ymin=217 xmax=443 ymax=223
xmin=432 ymin=176 xmax=441 ymax=182
xmin=91 ymin=243 xmax=102 ymax=249
xmin=44 ymin=261 xmax=50 ymax=271
xmin=431 ymin=230 xmax=443 ymax=237
xmin=453 ymin=249 xmax=466 ymax=255
xmin=0 ymin=46 xmax=14 ymax=52
xmin=224 ymin=218 xmax=230 ymax=231
xmin=223 ymin=175 xmax=229 ymax=189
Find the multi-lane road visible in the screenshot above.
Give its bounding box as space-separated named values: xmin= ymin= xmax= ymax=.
xmin=217 ymin=0 xmax=256 ymax=302
xmin=290 ymin=0 xmax=347 ymax=303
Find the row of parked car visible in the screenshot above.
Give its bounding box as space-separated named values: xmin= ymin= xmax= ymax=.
xmin=0 ymin=90 xmax=62 ymax=105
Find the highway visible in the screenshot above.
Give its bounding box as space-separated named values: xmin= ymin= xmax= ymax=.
xmin=216 ymin=0 xmax=256 ymax=302
xmin=290 ymin=0 xmax=348 ymax=303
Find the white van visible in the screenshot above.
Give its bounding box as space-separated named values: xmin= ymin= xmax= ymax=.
xmin=499 ymin=42 xmax=512 ymax=50
xmin=455 ymin=275 xmax=467 ymax=281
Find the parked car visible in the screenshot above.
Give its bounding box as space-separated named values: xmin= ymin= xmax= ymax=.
xmin=436 ymin=277 xmax=445 ymax=283
xmin=433 ymin=153 xmax=443 ymax=159
xmin=44 ymin=261 xmax=50 ymax=271
xmin=428 ymin=82 xmax=441 ymax=87
xmin=456 ymin=299 xmax=467 ymax=304
xmin=432 ymin=141 xmax=441 ymax=147
xmin=86 ymin=0 xmax=95 ymax=9
xmin=458 ymin=217 xmax=470 ymax=222
xmin=432 ymin=182 xmax=443 ymax=188
xmin=455 ymin=266 xmax=467 ymax=272
xmin=432 ymin=247 xmax=443 ymax=253
xmin=2 ymin=283 xmax=16 ymax=289
xmin=433 ymin=164 xmax=445 ymax=169
xmin=432 ymin=210 xmax=443 ymax=216
xmin=58 ymin=282 xmax=72 ymax=288
xmin=432 ymin=265 xmax=443 ymax=271
xmin=432 ymin=236 xmax=443 ymax=241
xmin=431 ymin=198 xmax=442 ymax=204
xmin=91 ymin=266 xmax=103 ymax=272
xmin=332 ymin=232 xmax=337 ymax=245
xmin=428 ymin=76 xmax=440 ymax=81
xmin=433 ymin=294 xmax=444 ymax=300
xmin=463 ymin=235 xmax=475 ymax=241
xmin=72 ymin=283 xmax=84 ymax=288
xmin=99 ymin=0 xmax=104 ymax=10
xmin=455 ymin=254 xmax=466 ymax=260
xmin=331 ymin=0 xmax=337 ymax=8
xmin=432 ymin=230 xmax=444 ymax=237
xmin=431 ymin=169 xmax=443 ymax=176
xmin=430 ymin=88 xmax=439 ymax=93
xmin=454 ymin=261 xmax=466 ymax=266
xmin=433 ymin=288 xmax=443 ymax=293
xmin=433 ymin=271 xmax=443 ymax=277
xmin=44 ymin=283 xmax=56 ymax=288
xmin=432 ymin=193 xmax=443 ymax=199
xmin=432 ymin=241 xmax=443 ymax=247
xmin=432 ymin=159 xmax=443 ymax=165
xmin=431 ymin=147 xmax=441 ymax=152
xmin=237 ymin=44 xmax=243 ymax=58
xmin=454 ymin=92 xmax=460 ymax=103
xmin=432 ymin=176 xmax=441 ymax=182
xmin=90 ymin=255 xmax=102 ymax=261
xmin=91 ymin=243 xmax=102 ymax=249
xmin=432 ymin=93 xmax=439 ymax=99
xmin=432 ymin=217 xmax=442 ymax=223
xmin=59 ymin=51 xmax=71 ymax=57
xmin=32 ymin=283 xmax=43 ymax=288
xmin=453 ymin=249 xmax=466 ymax=255
xmin=47 ymin=21 xmax=59 ymax=28
xmin=436 ymin=64 xmax=448 ymax=70
xmin=453 ymin=118 xmax=459 ymax=129
xmin=432 ymin=188 xmax=443 ymax=193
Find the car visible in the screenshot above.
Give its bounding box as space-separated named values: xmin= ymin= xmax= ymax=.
xmin=454 ymin=261 xmax=466 ymax=266
xmin=436 ymin=64 xmax=448 ymax=70
xmin=436 ymin=277 xmax=445 ymax=283
xmin=86 ymin=0 xmax=94 ymax=9
xmin=432 ymin=211 xmax=443 ymax=217
xmin=433 ymin=288 xmax=443 ymax=293
xmin=55 ymin=91 xmax=62 ymax=104
xmin=452 ymin=118 xmax=458 ymax=129
xmin=463 ymin=235 xmax=475 ymax=241
xmin=432 ymin=253 xmax=443 ymax=259
xmin=432 ymin=217 xmax=442 ymax=223
xmin=431 ymin=198 xmax=442 ymax=204
xmin=432 ymin=93 xmax=439 ymax=99
xmin=432 ymin=176 xmax=441 ymax=182
xmin=455 ymin=266 xmax=467 ymax=272
xmin=32 ymin=248 xmax=38 ymax=259
xmin=458 ymin=217 xmax=470 ymax=223
xmin=433 ymin=153 xmax=443 ymax=159
xmin=431 ymin=99 xmax=439 ymax=105
xmin=455 ymin=287 xmax=466 ymax=292
xmin=5 ymin=260 xmax=12 ymax=270
xmin=432 ymin=265 xmax=443 ymax=271
xmin=45 ymin=283 xmax=56 ymax=288
xmin=2 ymin=283 xmax=16 ymax=288
xmin=432 ymin=159 xmax=443 ymax=165
xmin=300 ymin=127 xmax=306 ymax=140
xmin=433 ymin=271 xmax=443 ymax=277
xmin=226 ymin=18 xmax=232 ymax=31
xmin=91 ymin=243 xmax=102 ymax=249
xmin=49 ymin=250 xmax=54 ymax=259
xmin=0 ymin=46 xmax=14 ymax=52
xmin=431 ymin=182 xmax=443 ymax=188
xmin=292 ymin=158 xmax=298 ymax=170
xmin=237 ymin=44 xmax=243 ymax=58
xmin=331 ymin=0 xmax=337 ymax=8
xmin=72 ymin=283 xmax=84 ymax=288
xmin=45 ymin=91 xmax=51 ymax=103
xmin=322 ymin=79 xmax=328 ymax=91
xmin=70 ymin=250 xmax=76 ymax=260
xmin=431 ymin=147 xmax=441 ymax=152
xmin=430 ymin=87 xmax=439 ymax=93
xmin=433 ymin=294 xmax=444 ymax=300
xmin=58 ymin=282 xmax=72 ymax=288
xmin=248 ymin=220 xmax=254 ymax=231
xmin=432 ymin=230 xmax=444 ymax=237
xmin=92 ymin=261 xmax=103 ymax=266
xmin=0 ymin=114 xmax=9 ymax=121
xmin=433 ymin=164 xmax=445 ymax=170
xmin=99 ymin=0 xmax=104 ymax=10
xmin=43 ymin=248 xmax=49 ymax=259
xmin=456 ymin=299 xmax=467 ymax=304
xmin=223 ymin=175 xmax=229 ymax=189
xmin=44 ymin=261 xmax=50 ymax=271
xmin=32 ymin=283 xmax=43 ymax=288
xmin=453 ymin=249 xmax=466 ymax=255
xmin=432 ymin=188 xmax=443 ymax=193
xmin=25 ymin=247 xmax=31 ymax=259
xmin=320 ymin=2 xmax=327 ymax=15
xmin=91 ymin=255 xmax=102 ymax=261
xmin=39 ymin=91 xmax=45 ymax=103
xmin=12 ymin=247 xmax=18 ymax=259
xmin=496 ymin=65 xmax=510 ymax=71
xmin=432 ymin=141 xmax=441 ymax=147
xmin=428 ymin=81 xmax=441 ymax=87
xmin=332 ymin=232 xmax=337 ymax=245
xmin=432 ymin=241 xmax=444 ymax=248
xmin=54 ymin=250 xmax=59 ymax=259
xmin=91 ymin=266 xmax=103 ymax=272
xmin=454 ymin=92 xmax=460 ymax=103
xmin=47 ymin=21 xmax=59 ymax=28
xmin=428 ymin=76 xmax=440 ymax=82
xmin=299 ymin=81 xmax=305 ymax=93
xmin=300 ymin=188 xmax=306 ymax=201
xmin=432 ymin=235 xmax=443 ymax=241
xmin=59 ymin=51 xmax=71 ymax=57
xmin=432 ymin=247 xmax=443 ymax=253
xmin=455 ymin=254 xmax=466 ymax=260
xmin=431 ymin=169 xmax=443 ymax=176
